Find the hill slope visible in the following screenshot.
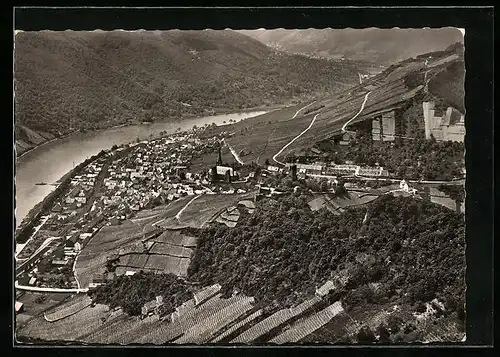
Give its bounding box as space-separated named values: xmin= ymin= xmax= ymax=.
xmin=239 ymin=28 xmax=463 ymax=66
xmin=14 ymin=30 xmax=360 ymax=155
xmin=192 ymin=42 xmax=464 ymax=167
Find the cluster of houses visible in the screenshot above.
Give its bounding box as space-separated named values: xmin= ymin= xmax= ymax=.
xmin=282 ymin=162 xmax=389 ymax=180
xmin=94 ymin=135 xmax=223 ymax=226
xmin=49 ymin=159 xmax=107 ymax=225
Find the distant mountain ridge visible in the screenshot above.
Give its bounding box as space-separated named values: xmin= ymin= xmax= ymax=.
xmin=238 ymin=28 xmax=464 ymax=66
xmin=14 ymin=30 xmax=361 ymax=156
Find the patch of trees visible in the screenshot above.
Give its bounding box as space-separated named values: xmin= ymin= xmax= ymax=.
xmin=88 ymin=271 xmax=192 ymax=316
xmin=438 ymin=184 xmax=465 ymax=203
xmin=188 ymin=193 xmax=465 ymax=318
xmin=303 ymin=104 xmax=326 ymax=115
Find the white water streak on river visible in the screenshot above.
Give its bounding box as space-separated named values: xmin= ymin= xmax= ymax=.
xmin=15 ymin=111 xmax=266 ymax=228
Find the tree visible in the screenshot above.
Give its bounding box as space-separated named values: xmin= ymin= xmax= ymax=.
xmin=376 ymin=324 xmax=391 ymax=342
xmin=357 ymin=326 xmax=376 ymax=343
xmin=320 ymin=179 xmax=329 ymax=192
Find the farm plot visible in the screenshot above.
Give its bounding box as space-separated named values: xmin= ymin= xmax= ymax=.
xmin=330 ymin=192 xmax=378 ymax=209
xmin=128 ymin=253 xmax=149 ymax=268
xmin=143 ymin=254 xmax=181 ymax=274
xmin=44 ymin=295 xmax=92 ymax=322
xmin=154 ymin=230 xmax=185 ymax=245
xmin=269 ymin=301 xmax=344 ymax=344
xmin=114 ymin=266 xmax=144 ymax=276
xmin=230 ymin=296 xmax=322 ymax=343
xmin=174 ymin=296 xmax=255 ymax=344
xmin=298 ymin=311 xmax=352 ymax=343
xmin=133 ymin=293 xmax=226 ymax=344
xmin=86 ymin=314 xmax=160 ymax=345
xmin=75 ymin=253 xmax=109 ymax=289
xmin=194 ymin=284 xmax=222 ymax=306
xmin=15 ymin=292 xmax=73 ymax=324
xmin=181 ymin=235 xmax=198 ymax=247
xmin=17 ymin=304 xmax=110 ymax=342
xmin=79 ymin=309 xmax=130 ymax=343
xmin=162 ymin=193 xmax=255 ymax=229
xmin=177 ymin=258 xmax=191 ymax=277
xmin=149 ymin=242 xmax=192 ymax=257
xmin=211 ymin=309 xmax=263 ymax=343
xmin=171 ymin=299 xmax=196 ymax=322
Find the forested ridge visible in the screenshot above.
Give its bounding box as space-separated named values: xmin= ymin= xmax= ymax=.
xmin=188 ymin=194 xmax=465 ymax=318
xmin=14 ymin=30 xmax=358 ymax=147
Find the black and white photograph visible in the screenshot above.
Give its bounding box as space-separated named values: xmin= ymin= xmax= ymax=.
xmin=12 ymin=8 xmax=488 ymax=347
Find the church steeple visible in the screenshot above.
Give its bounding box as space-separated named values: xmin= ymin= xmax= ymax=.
xmin=216 ymin=142 xmax=223 ymax=165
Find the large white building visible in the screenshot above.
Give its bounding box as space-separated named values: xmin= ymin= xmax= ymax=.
xmin=422 ymin=101 xmax=465 ymax=142
xmin=372 ymin=111 xmax=396 ymax=141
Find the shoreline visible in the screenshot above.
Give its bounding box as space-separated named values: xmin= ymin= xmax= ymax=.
xmin=16 ymin=130 xmax=80 ymax=160
xmin=15 ymin=104 xmax=278 ymax=161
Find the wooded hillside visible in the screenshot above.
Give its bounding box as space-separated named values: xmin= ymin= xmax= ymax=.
xmin=14 ymin=30 xmax=359 ymax=153
xmin=188 ymin=194 xmax=465 ymax=319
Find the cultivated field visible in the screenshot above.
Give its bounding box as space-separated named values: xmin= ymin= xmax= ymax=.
xmin=230 ymin=296 xmax=322 ymax=343
xmin=74 ymin=197 xmax=208 ymax=287
xmin=173 ymin=296 xmax=255 ymax=344
xmin=269 ymin=301 xmax=344 ymax=344
xmin=44 ymin=294 xmax=92 ymax=322
xmin=158 ymin=193 xmax=255 ymax=229
xmin=18 ymin=303 xmax=111 ymax=342
xmin=210 ymin=309 xmax=263 ymax=343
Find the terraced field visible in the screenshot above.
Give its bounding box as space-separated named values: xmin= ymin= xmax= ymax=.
xmin=269 ymin=302 xmax=344 ymax=344
xmin=173 ymin=296 xmax=255 ymax=344
xmin=18 ymin=303 xmax=111 ymax=342
xmin=44 ymin=295 xmax=92 ymax=322
xmin=76 ymin=195 xmax=238 ymax=286
xmin=210 ymin=309 xmax=263 ymax=343
xmin=17 ymin=286 xmax=430 ymax=345
xmin=230 ymin=296 xmax=322 ymax=343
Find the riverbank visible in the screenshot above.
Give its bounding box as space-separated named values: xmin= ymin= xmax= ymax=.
xmin=17 ymin=130 xmax=80 ymax=160
xmin=15 ymin=103 xmax=287 ymax=160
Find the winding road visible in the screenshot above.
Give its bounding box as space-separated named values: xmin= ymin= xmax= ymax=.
xmin=271 ymin=101 xmax=319 ymax=166
xmin=341 ymin=91 xmax=372 ymax=133
xmin=272 ymin=91 xmax=371 ymax=166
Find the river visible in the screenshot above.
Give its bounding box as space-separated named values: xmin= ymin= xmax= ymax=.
xmin=15 ymin=111 xmax=266 ymax=228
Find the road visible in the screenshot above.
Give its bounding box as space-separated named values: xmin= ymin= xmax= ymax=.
xmin=341 ymin=92 xmax=371 ymax=133
xmin=15 ymin=215 xmax=51 ymax=259
xmin=175 ymin=195 xmax=202 ymax=222
xmin=223 ymin=139 xmax=245 ymax=165
xmin=15 ymin=238 xmax=62 ymax=277
xmin=15 ymin=281 xmax=89 ymax=293
xmin=272 ymin=112 xmax=321 ymax=166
